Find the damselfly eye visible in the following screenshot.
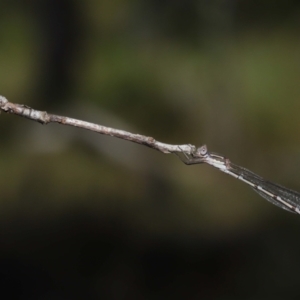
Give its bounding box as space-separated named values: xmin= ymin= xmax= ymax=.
xmin=196 ymin=145 xmax=207 ymax=157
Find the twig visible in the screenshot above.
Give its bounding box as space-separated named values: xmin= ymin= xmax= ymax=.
xmin=0 ymin=96 xmax=196 ymax=157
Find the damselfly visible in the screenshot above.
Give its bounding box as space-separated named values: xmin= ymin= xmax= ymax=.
xmin=178 ymin=145 xmax=300 ymax=214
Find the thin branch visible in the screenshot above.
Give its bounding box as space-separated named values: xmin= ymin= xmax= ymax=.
xmin=0 ymin=96 xmax=196 ymax=157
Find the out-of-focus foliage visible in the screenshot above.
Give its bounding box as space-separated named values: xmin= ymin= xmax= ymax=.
xmin=0 ymin=0 xmax=300 ymax=298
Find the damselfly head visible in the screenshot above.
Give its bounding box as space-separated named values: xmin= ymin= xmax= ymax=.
xmin=194 ymin=145 xmax=208 ymax=158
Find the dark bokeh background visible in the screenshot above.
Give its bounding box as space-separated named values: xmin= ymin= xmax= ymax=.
xmin=1 ymin=0 xmax=300 ymax=299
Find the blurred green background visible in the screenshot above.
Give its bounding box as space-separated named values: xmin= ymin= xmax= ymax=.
xmin=1 ymin=0 xmax=300 ymax=298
